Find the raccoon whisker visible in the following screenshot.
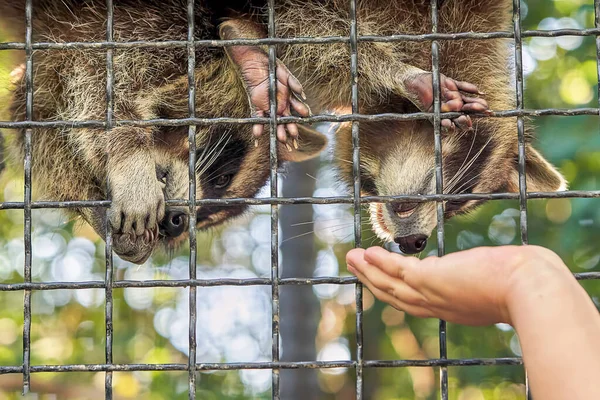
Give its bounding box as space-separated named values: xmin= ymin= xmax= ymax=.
xmin=453 ymin=172 xmax=484 ymax=196
xmin=305 ymin=173 xmax=317 ymax=181
xmin=196 ymin=132 xmax=224 ymax=173
xmin=282 ymin=221 xmax=356 ymax=243
xmin=290 ymin=218 xmax=351 ymax=227
xmin=445 ymin=132 xmax=481 ymax=193
xmin=333 ymin=156 xmax=353 ymax=165
xmin=445 ymin=129 xmax=478 ymax=192
xmin=362 ymin=232 xmax=379 ymax=246
xmin=203 ymin=131 xmax=232 ymax=169
xmin=196 ymin=131 xmax=232 ymax=176
xmin=445 ymin=136 xmax=493 ymax=194
xmin=281 ymin=230 xmax=318 ymax=243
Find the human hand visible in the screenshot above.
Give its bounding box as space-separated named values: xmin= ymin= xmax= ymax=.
xmin=346 ymin=245 xmax=568 ymax=326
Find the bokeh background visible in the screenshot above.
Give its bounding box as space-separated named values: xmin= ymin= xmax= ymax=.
xmin=0 ymin=0 xmax=599 ymax=399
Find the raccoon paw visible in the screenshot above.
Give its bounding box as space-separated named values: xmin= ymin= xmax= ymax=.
xmin=108 ymin=179 xmax=165 ymax=263
xmin=406 ymin=72 xmax=490 ymax=131
xmin=219 ymin=21 xmax=311 ymax=147
xmin=247 ymin=59 xmax=312 ymax=147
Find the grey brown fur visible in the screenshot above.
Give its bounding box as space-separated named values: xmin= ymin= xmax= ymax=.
xmin=223 ymin=0 xmax=567 ymax=252
xmin=0 ymin=0 xmax=326 ymax=264
xmin=1 ymin=0 xmax=566 ymax=260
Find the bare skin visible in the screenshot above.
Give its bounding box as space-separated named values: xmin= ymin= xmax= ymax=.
xmin=220 ymin=21 xmax=311 ymax=147
xmin=404 ymin=72 xmax=490 ymax=131
xmin=346 ymin=245 xmax=600 ymax=400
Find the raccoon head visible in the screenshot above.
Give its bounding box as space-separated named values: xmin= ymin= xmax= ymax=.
xmin=152 ymin=121 xmax=327 ymax=252
xmin=139 ymin=51 xmax=327 ymax=255
xmin=336 ymin=119 xmax=567 ymax=254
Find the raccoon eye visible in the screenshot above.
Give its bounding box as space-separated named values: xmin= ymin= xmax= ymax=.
xmin=445 ymin=200 xmax=466 ymax=213
xmin=214 ymin=173 xmax=233 ymax=189
xmin=155 ymin=165 xmax=168 ymax=184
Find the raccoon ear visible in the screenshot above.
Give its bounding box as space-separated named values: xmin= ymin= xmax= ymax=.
xmin=279 ymin=125 xmax=328 ymax=163
xmin=507 ymin=145 xmax=568 ymax=192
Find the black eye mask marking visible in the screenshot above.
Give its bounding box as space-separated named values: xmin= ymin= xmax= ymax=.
xmin=360 ymin=167 xmax=378 ymax=195
xmin=197 ymin=132 xmax=247 ymax=198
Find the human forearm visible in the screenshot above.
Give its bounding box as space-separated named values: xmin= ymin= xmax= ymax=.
xmin=507 ymin=267 xmax=600 ymax=400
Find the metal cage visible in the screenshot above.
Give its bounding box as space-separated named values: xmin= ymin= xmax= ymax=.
xmin=0 ymin=0 xmax=599 ymax=399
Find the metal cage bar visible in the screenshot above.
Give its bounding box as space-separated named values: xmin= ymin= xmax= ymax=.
xmin=348 ymin=0 xmax=364 ymax=398
xmin=1 ymin=27 xmax=600 ymax=51
xmin=511 ymin=1 xmax=532 ymax=398
xmin=429 ymin=1 xmax=449 ymax=398
xmin=0 ymin=267 xmax=598 ymax=292
xmin=21 ymin=0 xmax=33 ymax=394
xmin=103 ymin=0 xmax=115 ymax=398
xmin=1 ymin=107 xmax=599 ymax=130
xmin=186 ymin=0 xmax=199 ymax=398
xmin=266 ymin=0 xmax=281 ymax=398
xmin=0 ymin=0 xmax=598 ymax=399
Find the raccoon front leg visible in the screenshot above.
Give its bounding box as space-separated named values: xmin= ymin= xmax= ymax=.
xmin=105 ymin=127 xmax=165 ymax=264
xmin=401 ymin=69 xmax=490 ymax=130
xmin=219 ymin=19 xmax=311 ymax=147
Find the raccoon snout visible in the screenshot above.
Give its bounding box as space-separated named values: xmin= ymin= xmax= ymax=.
xmin=394 ymin=234 xmax=428 ymax=254
xmin=159 ymin=210 xmax=188 ymax=237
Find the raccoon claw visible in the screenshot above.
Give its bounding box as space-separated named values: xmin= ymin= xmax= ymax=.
xmin=108 ymin=176 xmax=165 ymax=264
xmin=112 ymin=229 xmax=155 ymax=264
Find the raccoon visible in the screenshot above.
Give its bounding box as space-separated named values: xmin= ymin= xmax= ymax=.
xmin=220 ymin=0 xmax=567 ymax=254
xmin=0 ymin=0 xmax=327 ymax=264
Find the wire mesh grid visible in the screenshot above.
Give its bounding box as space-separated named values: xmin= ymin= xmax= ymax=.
xmin=0 ymin=0 xmax=599 ymax=399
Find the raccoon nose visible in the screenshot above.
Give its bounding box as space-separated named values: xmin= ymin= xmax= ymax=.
xmin=159 ymin=211 xmax=188 ymax=238
xmin=394 ymin=234 xmax=428 ymax=254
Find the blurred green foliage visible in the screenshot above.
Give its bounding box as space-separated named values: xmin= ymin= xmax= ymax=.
xmin=0 ymin=0 xmax=599 ymax=399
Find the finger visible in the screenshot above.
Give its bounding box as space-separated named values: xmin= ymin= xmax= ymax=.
xmin=122 ymin=213 xmax=134 ymax=234
xmin=442 ymin=86 xmax=460 ymax=102
xmin=134 ymin=218 xmax=145 ymax=236
xmin=253 ymin=110 xmax=265 ymax=138
xmin=253 ymin=124 xmax=264 ymax=138
xmin=277 ymin=124 xmax=288 ymax=144
xmin=346 ymin=248 xmax=366 ymax=268
xmin=441 ymin=119 xmax=454 ymax=130
xmin=290 ymin=95 xmax=311 ymax=117
xmin=276 ymin=61 xmax=306 ymax=97
xmin=147 ymin=208 xmax=157 ymax=230
xmin=349 ymin=264 xmax=433 ymax=317
xmin=461 ymin=95 xmax=489 ymax=109
xmin=442 ymin=76 xmax=458 ymax=92
xmin=441 ymin=98 xmax=463 ymax=113
xmin=348 ymin=252 xmax=426 ymax=305
xmin=455 ymin=80 xmax=481 ymax=94
xmin=110 ymin=211 xmax=123 ymax=232
xmin=461 ymin=103 xmax=489 ymax=113
xmin=363 ymin=246 xmax=419 ymax=279
xmin=348 ymin=255 xmax=399 ymax=292
xmin=276 ymin=85 xmax=290 ymax=115
xmin=453 ymin=115 xmax=472 ymax=130
xmin=288 ymin=74 xmax=306 ymax=100
xmin=286 ymin=123 xmax=299 ymax=138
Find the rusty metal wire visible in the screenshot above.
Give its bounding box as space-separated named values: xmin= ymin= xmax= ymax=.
xmin=0 ymin=0 xmax=599 ymax=399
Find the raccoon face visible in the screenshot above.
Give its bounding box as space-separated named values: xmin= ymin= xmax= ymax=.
xmin=336 ymin=120 xmax=567 ymax=254
xmin=153 ymin=122 xmax=327 ymax=252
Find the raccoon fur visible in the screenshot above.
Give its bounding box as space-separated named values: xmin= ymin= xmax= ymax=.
xmin=219 ymin=0 xmax=567 ymax=254
xmin=0 ymin=0 xmax=327 ymax=264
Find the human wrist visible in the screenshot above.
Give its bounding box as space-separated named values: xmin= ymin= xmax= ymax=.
xmin=503 ymin=250 xmax=575 ymax=326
